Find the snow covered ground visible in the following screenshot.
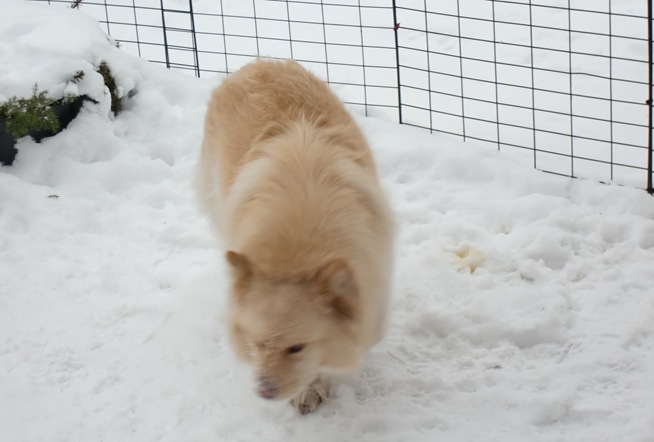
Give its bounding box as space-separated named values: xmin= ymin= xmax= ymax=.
xmin=1 ymin=1 xmax=654 ymax=441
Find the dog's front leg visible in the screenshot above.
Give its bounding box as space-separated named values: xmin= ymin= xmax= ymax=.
xmin=290 ymin=377 xmax=330 ymax=415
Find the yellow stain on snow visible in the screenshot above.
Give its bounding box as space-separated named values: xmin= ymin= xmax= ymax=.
xmin=452 ymin=245 xmax=485 ymax=273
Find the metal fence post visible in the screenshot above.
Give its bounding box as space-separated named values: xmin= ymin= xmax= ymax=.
xmin=391 ymin=0 xmax=403 ymax=125
xmin=648 ymin=0 xmax=653 ymax=193
xmin=188 ymin=0 xmax=200 ymax=77
xmin=159 ymin=0 xmax=171 ymax=70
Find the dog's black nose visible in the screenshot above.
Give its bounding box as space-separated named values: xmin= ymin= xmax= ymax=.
xmin=257 ymin=378 xmax=278 ymax=399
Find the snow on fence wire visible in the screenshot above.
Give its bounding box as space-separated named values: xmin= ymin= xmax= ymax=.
xmin=36 ymin=0 xmax=654 ymax=194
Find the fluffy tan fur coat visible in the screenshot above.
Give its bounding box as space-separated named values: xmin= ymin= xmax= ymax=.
xmin=196 ymin=59 xmax=394 ymax=414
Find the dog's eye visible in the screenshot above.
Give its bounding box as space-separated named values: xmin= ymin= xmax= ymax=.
xmin=286 ymin=344 xmax=305 ymax=355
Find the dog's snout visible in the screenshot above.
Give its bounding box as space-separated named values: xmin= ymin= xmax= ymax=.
xmin=257 ymin=378 xmax=278 ymax=399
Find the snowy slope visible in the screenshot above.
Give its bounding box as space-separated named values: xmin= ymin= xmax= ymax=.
xmin=1 ymin=2 xmax=653 ymax=441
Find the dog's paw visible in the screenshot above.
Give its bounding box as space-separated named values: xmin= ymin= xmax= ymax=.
xmin=290 ymin=378 xmax=330 ymax=415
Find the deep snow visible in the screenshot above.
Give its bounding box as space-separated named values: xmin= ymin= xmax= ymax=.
xmin=1 ymin=2 xmax=653 ymax=441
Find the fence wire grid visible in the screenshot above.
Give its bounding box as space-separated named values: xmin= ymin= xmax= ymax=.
xmin=36 ymin=0 xmax=654 ymax=194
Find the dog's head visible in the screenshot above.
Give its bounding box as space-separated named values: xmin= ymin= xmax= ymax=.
xmin=225 ymin=250 xmax=360 ymax=400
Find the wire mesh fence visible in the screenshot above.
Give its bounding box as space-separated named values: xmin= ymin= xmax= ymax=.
xmin=34 ymin=0 xmax=654 ymax=194
xmin=49 ymin=0 xmax=401 ymax=120
xmin=395 ymin=1 xmax=653 ymax=193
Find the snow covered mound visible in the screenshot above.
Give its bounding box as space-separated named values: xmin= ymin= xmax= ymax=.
xmin=1 ymin=1 xmax=653 ymax=441
xmin=0 ymin=0 xmax=136 ymax=113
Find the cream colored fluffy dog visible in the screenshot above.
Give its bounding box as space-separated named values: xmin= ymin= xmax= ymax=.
xmin=196 ymin=59 xmax=394 ymax=414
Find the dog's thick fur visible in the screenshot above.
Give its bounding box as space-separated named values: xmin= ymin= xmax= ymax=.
xmin=196 ymin=59 xmax=394 ymax=414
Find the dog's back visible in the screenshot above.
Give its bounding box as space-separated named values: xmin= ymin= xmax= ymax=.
xmin=198 ymin=59 xmax=375 ymax=203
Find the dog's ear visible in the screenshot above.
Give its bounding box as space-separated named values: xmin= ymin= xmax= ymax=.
xmin=314 ymin=259 xmax=358 ymax=320
xmin=226 ymin=251 xmax=252 ymax=280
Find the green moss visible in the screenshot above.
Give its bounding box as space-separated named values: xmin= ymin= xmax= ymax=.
xmin=0 ymin=85 xmax=60 ymax=139
xmin=96 ymin=61 xmax=121 ymax=115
